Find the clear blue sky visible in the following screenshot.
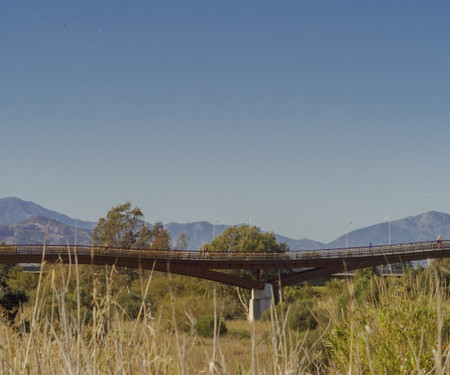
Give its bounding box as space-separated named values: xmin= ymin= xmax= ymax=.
xmin=2 ymin=1 xmax=450 ymax=243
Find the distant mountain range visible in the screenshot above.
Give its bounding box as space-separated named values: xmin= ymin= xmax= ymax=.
xmin=0 ymin=197 xmax=448 ymax=250
xmin=0 ymin=216 xmax=93 ymax=245
xmin=0 ymin=197 xmax=95 ymax=229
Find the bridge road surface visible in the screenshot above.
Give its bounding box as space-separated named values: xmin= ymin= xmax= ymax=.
xmin=0 ymin=241 xmax=448 ymax=290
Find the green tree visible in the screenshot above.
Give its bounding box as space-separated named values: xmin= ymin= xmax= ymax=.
xmin=90 ymin=202 xmax=172 ymax=316
xmin=201 ymin=225 xmax=288 ymax=309
xmin=202 ymin=224 xmax=288 ymax=254
xmin=92 ymin=202 xmax=171 ymax=249
xmin=150 ymin=221 xmax=171 ymax=250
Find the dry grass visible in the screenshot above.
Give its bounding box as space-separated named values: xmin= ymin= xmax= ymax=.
xmin=2 ymin=256 xmax=449 ymax=374
xmin=0 ymin=257 xmax=326 ymax=375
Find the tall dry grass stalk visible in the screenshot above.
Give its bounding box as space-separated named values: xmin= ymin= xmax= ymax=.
xmin=3 ymin=247 xmax=328 ymax=374
xmin=264 ymin=288 xmax=327 ymax=374
xmin=5 ymin=247 xmax=449 ymax=374
xmin=327 ymin=268 xmax=450 ymax=374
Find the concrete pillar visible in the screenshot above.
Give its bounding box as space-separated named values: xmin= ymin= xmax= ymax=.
xmin=248 ymin=283 xmax=273 ymax=321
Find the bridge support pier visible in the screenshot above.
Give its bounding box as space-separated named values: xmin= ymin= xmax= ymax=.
xmin=248 ymin=283 xmax=273 ymax=321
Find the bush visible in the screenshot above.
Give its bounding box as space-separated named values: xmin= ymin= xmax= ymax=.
xmin=261 ymin=299 xmax=327 ymax=332
xmin=195 ymin=314 xmax=227 ymax=338
xmin=117 ymin=290 xmax=142 ymax=319
xmin=228 ymin=328 xmax=251 ymax=339
xmin=288 ymin=300 xmax=318 ymax=331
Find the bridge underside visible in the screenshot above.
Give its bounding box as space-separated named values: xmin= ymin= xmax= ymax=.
xmin=1 ymin=248 xmax=447 ymax=290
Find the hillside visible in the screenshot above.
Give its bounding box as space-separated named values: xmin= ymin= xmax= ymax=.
xmin=0 ymin=216 xmax=93 ymax=245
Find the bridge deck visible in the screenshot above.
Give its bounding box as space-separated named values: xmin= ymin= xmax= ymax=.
xmin=0 ymin=241 xmax=447 ymax=289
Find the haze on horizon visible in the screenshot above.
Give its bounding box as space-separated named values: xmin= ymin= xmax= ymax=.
xmin=2 ymin=1 xmax=450 ymax=243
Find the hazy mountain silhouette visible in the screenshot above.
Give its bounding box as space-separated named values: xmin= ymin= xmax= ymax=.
xmin=0 ymin=216 xmax=93 ymax=245
xmin=0 ymin=197 xmax=96 ymax=229
xmin=165 ymin=221 xmax=228 ymax=249
xmin=326 ymin=211 xmax=449 ymax=248
xmin=165 ymin=222 xmax=326 ymax=250
xmin=0 ymin=197 xmax=447 ymax=250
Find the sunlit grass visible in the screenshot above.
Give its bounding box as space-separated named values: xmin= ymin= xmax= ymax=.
xmin=1 ymin=257 xmax=450 ymax=374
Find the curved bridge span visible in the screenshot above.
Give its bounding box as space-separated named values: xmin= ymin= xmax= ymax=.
xmin=0 ymin=241 xmax=448 ymax=290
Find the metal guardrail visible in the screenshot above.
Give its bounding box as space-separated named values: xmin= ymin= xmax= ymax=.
xmin=0 ymin=240 xmax=447 ymax=263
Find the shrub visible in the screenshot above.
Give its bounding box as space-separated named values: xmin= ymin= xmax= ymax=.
xmin=228 ymin=328 xmax=251 ymax=339
xmin=288 ymin=300 xmax=319 ymax=331
xmin=117 ymin=290 xmax=142 ymax=319
xmin=195 ymin=314 xmax=227 ymax=338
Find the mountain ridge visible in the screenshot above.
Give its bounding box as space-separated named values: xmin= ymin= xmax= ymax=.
xmin=0 ymin=197 xmax=448 ymax=250
xmin=0 ymin=197 xmax=96 ymax=230
xmin=0 ymin=215 xmax=93 ymax=245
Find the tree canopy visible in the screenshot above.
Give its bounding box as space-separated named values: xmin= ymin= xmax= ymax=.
xmin=92 ymin=202 xmax=171 ymax=249
xmin=201 ymin=224 xmax=288 ymax=253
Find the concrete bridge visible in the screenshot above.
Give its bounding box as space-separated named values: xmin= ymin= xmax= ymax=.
xmin=0 ymin=241 xmax=447 ymax=319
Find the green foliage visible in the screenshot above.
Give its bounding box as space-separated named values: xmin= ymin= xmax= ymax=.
xmin=260 ymin=297 xmax=328 ymax=333
xmin=195 ymin=314 xmax=227 ymax=338
xmin=326 ymin=275 xmax=449 ymax=374
xmin=0 ymin=245 xmax=447 ymax=373
xmin=228 ymin=328 xmax=251 ymax=339
xmin=200 ymin=224 xmax=289 ymax=285
xmin=149 ymin=221 xmax=172 ymax=250
xmin=283 ymin=284 xmax=320 ymax=303
xmin=334 ymin=269 xmax=380 ymax=318
xmin=353 ymin=267 xmax=379 ymax=304
xmin=432 ymin=258 xmax=450 ymax=286
xmin=145 ymin=274 xmax=244 ymax=330
xmin=92 ymin=202 xmax=171 ymax=249
xmin=37 ymin=265 xmax=244 ymax=328
xmin=93 ymin=202 xmax=152 ymax=248
xmin=287 ymin=300 xmax=318 ymax=331
xmin=0 ymin=264 xmax=28 ymax=321
xmin=117 ymin=288 xmax=142 ymax=319
xmin=322 ymin=279 xmax=345 ymax=299
xmin=7 ymin=267 xmax=38 ymax=297
xmin=202 ymin=224 xmax=288 ymax=254
xmin=36 ymin=264 xmax=138 ymax=323
xmin=0 ymin=288 xmax=26 ymax=320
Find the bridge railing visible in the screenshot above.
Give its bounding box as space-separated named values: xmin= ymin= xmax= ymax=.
xmin=292 ymin=240 xmax=448 ymax=260
xmin=0 ymin=240 xmax=448 ymax=262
